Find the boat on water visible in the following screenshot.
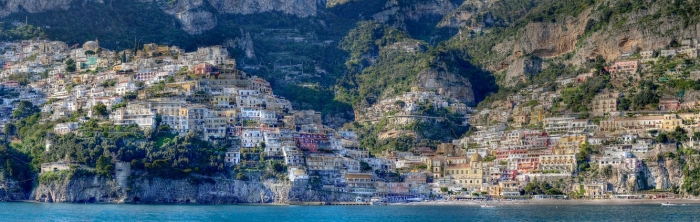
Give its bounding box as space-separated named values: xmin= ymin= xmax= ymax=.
xmin=355 ymin=196 xmax=365 ymax=203
xmin=370 ymin=197 xmax=385 ymax=206
xmin=661 ymin=202 xmax=677 ymax=206
xmin=481 ymin=204 xmax=495 ymax=208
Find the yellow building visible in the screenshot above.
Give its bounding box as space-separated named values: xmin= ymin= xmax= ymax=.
xmin=662 ymin=114 xmax=683 ymax=131
xmin=554 ymin=134 xmax=587 ymax=155
xmin=498 ymin=181 xmax=521 ymax=196
xmin=166 ymin=81 xmax=199 ymax=95
xmin=444 ymin=153 xmax=484 ymax=191
xmin=529 ymin=106 xmax=546 ymax=125
xmin=538 ymin=155 xmax=576 ymax=173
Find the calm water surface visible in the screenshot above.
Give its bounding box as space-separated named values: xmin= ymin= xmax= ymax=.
xmin=0 ymin=202 xmax=697 ymax=221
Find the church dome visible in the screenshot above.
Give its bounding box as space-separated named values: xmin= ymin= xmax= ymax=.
xmin=470 ymin=153 xmax=482 ymax=162
xmin=83 ymin=41 xmax=99 ymax=51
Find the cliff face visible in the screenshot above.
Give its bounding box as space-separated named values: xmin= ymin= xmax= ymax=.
xmin=641 ymin=157 xmax=684 ymax=190
xmin=416 ymin=68 xmax=475 ymax=105
xmin=0 ymin=179 xmax=28 ymax=202
xmin=0 ymin=0 xmax=78 ymax=17
xmin=469 ymin=1 xmax=700 ymax=83
xmin=159 ymin=0 xmax=320 ymax=34
xmin=208 ymin=0 xmax=317 ymax=17
xmin=162 ymin=0 xmax=318 ymax=34
xmin=438 ymin=0 xmax=497 ymax=28
xmin=0 ymin=0 xmax=319 ymax=34
xmin=601 ymin=157 xmax=682 ymax=194
xmin=31 ymin=173 xmax=356 ymax=204
xmin=372 ymin=0 xmax=457 ymax=31
xmin=503 ymin=57 xmax=542 ymax=87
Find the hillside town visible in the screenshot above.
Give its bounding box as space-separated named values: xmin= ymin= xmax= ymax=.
xmin=3 ymin=38 xmax=700 ymax=204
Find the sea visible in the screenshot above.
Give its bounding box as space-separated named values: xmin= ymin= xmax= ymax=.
xmin=0 ymin=202 xmax=697 ymax=221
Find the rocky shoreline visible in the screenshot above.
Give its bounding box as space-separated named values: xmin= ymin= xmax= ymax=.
xmin=26 ymin=174 xmax=359 ymax=204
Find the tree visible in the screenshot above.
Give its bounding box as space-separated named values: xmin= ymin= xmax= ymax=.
xmin=92 ymin=102 xmax=108 ymax=117
xmin=271 ymin=161 xmax=286 ymax=173
xmin=656 ymin=133 xmax=669 ymax=144
xmin=440 ymin=187 xmax=449 ymax=193
xmin=360 ymin=161 xmax=372 ymax=171
xmin=3 ymin=122 xmax=16 ymax=138
xmin=65 ymin=58 xmax=77 ymax=72
xmin=236 ymin=172 xmax=248 ymax=181
xmin=12 ymin=101 xmax=39 ymax=119
xmin=96 ymin=155 xmax=114 ymax=177
xmin=618 ymin=97 xmax=631 ymax=111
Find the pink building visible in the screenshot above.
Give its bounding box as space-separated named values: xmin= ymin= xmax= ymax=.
xmin=193 ymin=63 xmax=215 ymax=76
xmin=576 ymin=72 xmax=594 ymax=82
xmin=659 ymin=96 xmax=680 ymax=111
xmin=606 ymin=60 xmax=639 ymax=78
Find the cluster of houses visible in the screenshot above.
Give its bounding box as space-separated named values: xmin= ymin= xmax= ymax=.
xmin=1 ymin=39 xmax=437 ymax=200
xmin=11 ymin=36 xmax=700 ymax=200
xmin=429 ymin=38 xmax=700 ymax=199
xmin=361 ymin=88 xmax=470 ymax=125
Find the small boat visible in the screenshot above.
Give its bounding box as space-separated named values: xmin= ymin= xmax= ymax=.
xmin=371 ymin=201 xmax=386 ymax=206
xmin=370 ymin=197 xmax=385 ymax=206
xmin=355 ymin=196 xmax=364 ymax=203
xmin=481 ymin=204 xmax=495 ymax=208
xmin=661 ymin=202 xmax=677 ymax=206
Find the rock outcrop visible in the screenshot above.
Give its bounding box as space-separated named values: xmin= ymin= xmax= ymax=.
xmin=438 ymin=0 xmax=497 ymax=28
xmin=31 ymin=173 xmax=356 ymax=204
xmin=208 ymin=0 xmax=317 ymax=17
xmin=0 ymin=0 xmax=79 ymax=18
xmin=416 ymin=68 xmax=475 ymax=105
xmin=161 ymin=0 xmax=319 ymax=34
xmin=373 ymin=0 xmax=457 ymax=31
xmin=0 ymin=0 xmax=319 ymax=34
xmin=0 ymin=179 xmax=29 ymax=202
xmin=642 ymin=157 xmax=683 ymax=190
xmin=469 ymin=1 xmax=700 ymax=79
xmin=503 ymin=57 xmax=542 ymax=87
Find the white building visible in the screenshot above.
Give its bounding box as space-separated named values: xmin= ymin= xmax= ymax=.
xmin=54 ymin=122 xmax=80 ymax=135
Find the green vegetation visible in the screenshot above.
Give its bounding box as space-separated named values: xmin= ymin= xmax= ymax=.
xmin=92 ymin=102 xmax=108 ymax=117
xmin=4 ymin=101 xmax=228 ymax=183
xmin=277 ymin=84 xmax=352 ymax=119
xmin=0 ymin=142 xmax=34 ymax=191
xmin=655 ymin=127 xmax=688 ymax=144
xmin=337 ymin=21 xmax=496 ymax=108
xmin=523 ymin=179 xmax=564 ymax=195
xmin=11 ymin=101 xmax=40 ymax=119
xmin=577 ymin=143 xmax=596 ymax=172
xmin=0 ymin=24 xmax=46 ymax=40
xmin=560 ymin=75 xmax=610 ymax=113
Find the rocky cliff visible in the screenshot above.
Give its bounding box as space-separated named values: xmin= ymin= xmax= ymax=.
xmin=0 ymin=0 xmax=81 ymax=18
xmin=0 ymin=0 xmax=319 ymax=34
xmin=437 ymin=0 xmax=497 ymax=28
xmin=0 ymin=179 xmax=28 ymax=202
xmin=31 ymin=172 xmax=356 ymax=204
xmin=462 ymin=1 xmax=700 ymax=85
xmin=372 ymin=0 xmax=456 ymax=31
xmin=208 ymin=0 xmax=317 ymax=17
xmin=162 ymin=0 xmax=319 ymax=34
xmin=600 ymin=157 xmax=683 ymax=194
xmin=416 ymin=68 xmax=475 ymax=105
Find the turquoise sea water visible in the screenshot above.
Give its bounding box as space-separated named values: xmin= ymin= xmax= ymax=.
xmin=0 ymin=202 xmax=697 ymax=221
